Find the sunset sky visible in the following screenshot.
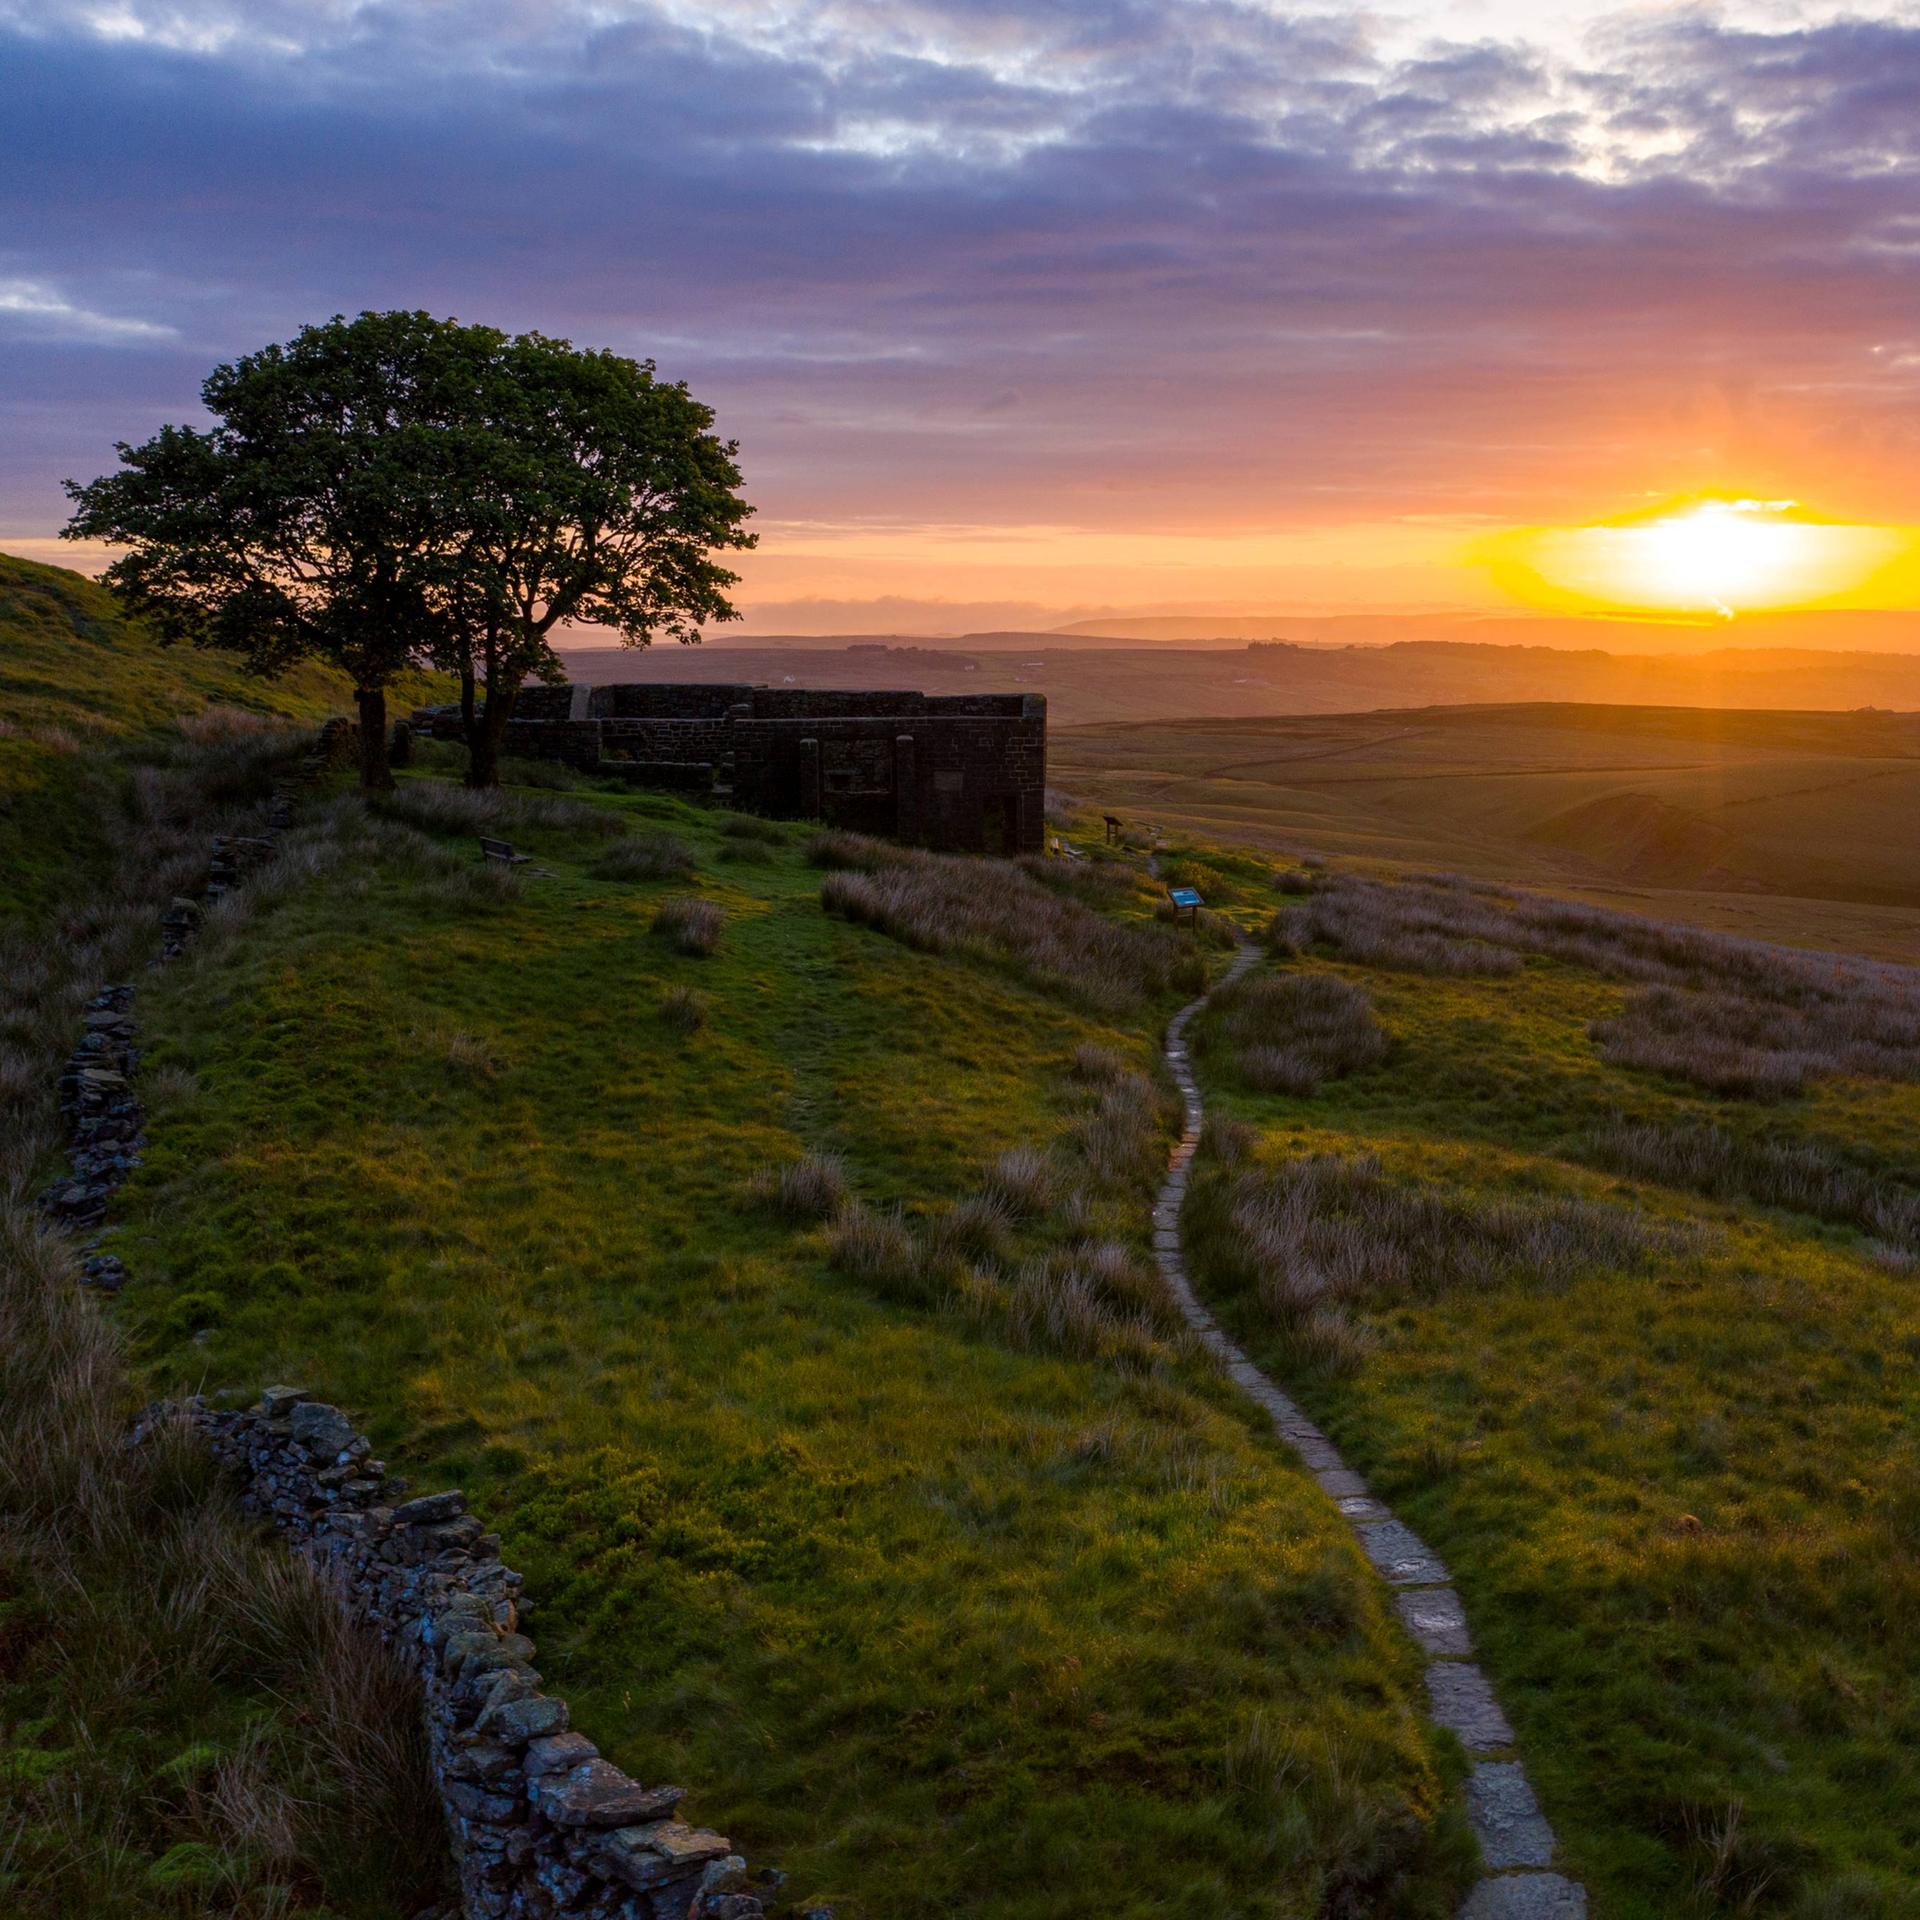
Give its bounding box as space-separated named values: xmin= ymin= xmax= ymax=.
xmin=4 ymin=0 xmax=1919 ymax=633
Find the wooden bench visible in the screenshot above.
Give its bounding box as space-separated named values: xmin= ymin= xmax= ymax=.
xmin=478 ymin=835 xmax=531 ymax=867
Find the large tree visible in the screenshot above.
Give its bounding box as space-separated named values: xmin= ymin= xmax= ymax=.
xmin=64 ymin=311 xmax=476 ymax=792
xmin=434 ymin=333 xmax=755 ymax=789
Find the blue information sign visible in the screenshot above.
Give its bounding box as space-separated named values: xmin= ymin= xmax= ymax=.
xmin=1169 ymin=887 xmax=1203 ymax=909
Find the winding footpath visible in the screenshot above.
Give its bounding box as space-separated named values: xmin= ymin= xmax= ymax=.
xmin=1155 ymin=933 xmax=1589 ymax=1920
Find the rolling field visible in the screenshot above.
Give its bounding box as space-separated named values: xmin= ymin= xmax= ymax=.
xmin=1054 ymin=704 xmax=1920 ymax=961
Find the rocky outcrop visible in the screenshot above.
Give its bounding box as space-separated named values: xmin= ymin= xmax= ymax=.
xmin=161 ymin=1389 xmax=770 ymax=1920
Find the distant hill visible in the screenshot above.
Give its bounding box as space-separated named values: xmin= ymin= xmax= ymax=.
xmin=554 ymin=633 xmax=1920 ymax=728
xmin=1046 ymin=608 xmax=1920 ymax=652
xmin=1053 ymin=699 xmax=1920 ymax=960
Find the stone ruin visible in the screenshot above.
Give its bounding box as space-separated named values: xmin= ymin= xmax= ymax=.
xmin=411 ymin=684 xmax=1047 ymax=856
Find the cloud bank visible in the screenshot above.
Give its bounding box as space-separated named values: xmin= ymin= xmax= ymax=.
xmin=3 ymin=0 xmax=1917 ymax=624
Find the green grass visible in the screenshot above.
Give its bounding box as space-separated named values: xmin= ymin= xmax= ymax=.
xmin=0 ymin=551 xmax=438 ymax=927
xmin=0 ymin=714 xmax=451 ymax=1920
xmin=104 ymin=782 xmax=1475 ymax=1918
xmin=1174 ymin=846 xmax=1920 ymax=1920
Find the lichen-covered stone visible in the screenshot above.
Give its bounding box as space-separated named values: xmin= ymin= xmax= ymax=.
xmin=525 ymin=1731 xmax=599 ymax=1774
xmin=532 ymin=1760 xmax=684 ymax=1828
xmin=597 ymin=1821 xmax=733 ymax=1892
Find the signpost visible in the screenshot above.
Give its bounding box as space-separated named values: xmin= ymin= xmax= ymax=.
xmin=1168 ymin=886 xmax=1202 ymax=927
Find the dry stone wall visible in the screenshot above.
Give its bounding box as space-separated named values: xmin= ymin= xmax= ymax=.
xmin=35 ymin=726 xmax=775 ymax=1920
xmin=164 ymin=1392 xmax=770 ymax=1920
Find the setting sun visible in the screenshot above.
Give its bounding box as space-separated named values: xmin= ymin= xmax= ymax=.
xmin=1473 ymin=496 xmax=1919 ymax=618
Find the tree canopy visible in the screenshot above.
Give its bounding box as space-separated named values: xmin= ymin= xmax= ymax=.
xmin=65 ymin=312 xmax=756 ymax=789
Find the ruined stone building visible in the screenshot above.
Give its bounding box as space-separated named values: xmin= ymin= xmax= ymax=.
xmin=414 ymin=683 xmax=1047 ymax=856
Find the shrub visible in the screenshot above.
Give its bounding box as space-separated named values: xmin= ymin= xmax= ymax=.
xmin=1210 ymin=971 xmax=1386 ymax=1094
xmin=652 ymin=895 xmax=725 ymax=956
xmin=593 ymin=831 xmax=698 ymax=882
xmin=658 ymin=986 xmax=710 ymax=1033
xmin=747 ymin=1153 xmax=849 ymax=1221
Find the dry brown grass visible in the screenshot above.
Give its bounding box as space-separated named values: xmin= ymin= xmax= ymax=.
xmin=1207 ymin=971 xmax=1387 ymax=1095
xmin=1188 ymin=1149 xmax=1687 ymax=1375
xmin=592 ymin=829 xmax=699 ymax=881
xmin=652 ymin=894 xmax=725 ymax=956
xmin=376 ymin=778 xmax=624 ymax=841
xmin=1276 ymin=868 xmax=1920 ymax=1098
xmin=823 ymin=1202 xmax=930 ymax=1304
xmin=818 ymin=833 xmax=1201 ymax=1011
xmin=747 ymin=1152 xmax=850 ymax=1221
xmin=0 ymin=716 xmax=449 ymax=1917
xmin=658 ymin=984 xmax=711 ymax=1033
xmin=1583 ymin=1118 xmax=1920 ymax=1250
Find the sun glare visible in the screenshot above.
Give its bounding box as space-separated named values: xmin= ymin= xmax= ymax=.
xmin=1473 ymin=497 xmax=1916 ymax=618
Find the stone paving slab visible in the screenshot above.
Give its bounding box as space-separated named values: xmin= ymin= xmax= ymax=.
xmin=1314 ymin=1466 xmax=1371 ymax=1500
xmin=1147 ymin=923 xmax=1583 ymax=1920
xmin=1426 ymin=1661 xmax=1516 ymax=1752
xmin=1457 ymin=1873 xmax=1587 ymax=1918
xmin=1468 ymin=1762 xmax=1557 ymax=1868
xmin=1396 ymin=1585 xmax=1472 ymax=1658
xmin=1355 ymin=1518 xmax=1451 ymax=1586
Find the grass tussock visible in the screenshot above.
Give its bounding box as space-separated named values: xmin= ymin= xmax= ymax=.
xmin=746 ymin=1152 xmax=849 ymax=1221
xmin=820 ymin=833 xmax=1199 ymax=1011
xmin=1276 ymin=868 xmax=1920 ymax=1097
xmin=376 ymin=778 xmax=623 ymax=842
xmin=0 ymin=1230 xmax=449 ymax=1917
xmin=652 ymin=895 xmax=725 ymax=957
xmin=1583 ymin=1117 xmax=1920 ymax=1251
xmin=1206 ymin=971 xmax=1387 ymax=1095
xmin=822 ymin=1201 xmax=930 ymax=1303
xmin=1188 ymin=1149 xmax=1684 ymax=1375
xmin=592 ymin=830 xmax=699 ymax=882
xmin=657 ymin=984 xmax=710 ymax=1034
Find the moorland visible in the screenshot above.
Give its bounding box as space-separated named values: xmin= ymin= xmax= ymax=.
xmin=7 ymin=550 xmax=1920 ymax=1920
xmin=1054 ymin=704 xmax=1920 ymax=961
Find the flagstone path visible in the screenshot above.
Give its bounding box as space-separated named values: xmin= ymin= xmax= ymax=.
xmin=1155 ymin=932 xmax=1588 ymax=1920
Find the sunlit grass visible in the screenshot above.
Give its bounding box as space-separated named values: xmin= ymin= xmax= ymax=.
xmin=108 ymin=782 xmax=1474 ymax=1919
xmin=1179 ymin=851 xmax=1920 ymax=1919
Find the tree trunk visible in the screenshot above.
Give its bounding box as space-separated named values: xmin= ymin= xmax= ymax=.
xmin=465 ymin=682 xmax=520 ymax=790
xmin=354 ymin=687 xmax=393 ymax=792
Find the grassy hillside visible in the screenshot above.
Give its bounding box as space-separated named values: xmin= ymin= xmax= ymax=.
xmin=0 ymin=551 xmax=434 ymax=925
xmin=1176 ymin=859 xmax=1920 ymax=1919
xmin=101 ymin=773 xmax=1475 ymax=1918
xmin=1055 ymin=704 xmax=1920 ymax=961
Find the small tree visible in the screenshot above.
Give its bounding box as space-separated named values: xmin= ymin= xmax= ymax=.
xmin=64 ymin=311 xmax=474 ymax=792
xmin=436 ymin=334 xmax=755 ymax=788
